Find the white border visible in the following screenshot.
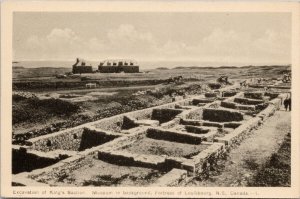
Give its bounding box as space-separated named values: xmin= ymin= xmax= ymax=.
xmin=1 ymin=1 xmax=300 ymax=198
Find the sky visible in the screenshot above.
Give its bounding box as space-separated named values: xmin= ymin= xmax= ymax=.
xmin=13 ymin=12 xmax=291 ymax=65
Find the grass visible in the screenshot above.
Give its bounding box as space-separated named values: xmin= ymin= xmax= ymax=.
xmin=248 ymin=133 xmax=291 ymax=187
xmin=12 ymin=97 xmax=80 ymax=124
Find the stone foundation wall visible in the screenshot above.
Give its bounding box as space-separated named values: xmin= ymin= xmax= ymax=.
xmin=12 ymin=148 xmax=61 ymax=174
xmin=234 ymin=97 xmax=264 ymax=105
xmin=146 ymin=127 xmax=203 ymax=144
xmin=223 ymin=91 xmax=237 ymax=97
xmin=221 ymin=101 xmax=236 ymax=109
xmin=151 ymin=108 xmax=183 ymax=124
xmin=244 ymin=92 xmax=264 ymax=99
xmin=28 ymin=127 xmax=121 ymax=152
xmin=202 ymin=108 xmax=244 ymax=122
xmin=78 ymin=128 xmax=120 ymax=151
xmin=28 ymin=127 xmax=85 ymax=152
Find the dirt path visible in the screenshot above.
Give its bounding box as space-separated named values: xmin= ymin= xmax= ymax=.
xmin=35 ymin=84 xmax=161 ymax=94
xmin=187 ymin=108 xmax=291 ymax=187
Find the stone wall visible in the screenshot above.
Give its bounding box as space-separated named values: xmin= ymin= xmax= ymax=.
xmin=244 ymin=92 xmax=264 ymax=99
xmin=151 ymin=108 xmax=183 ymax=124
xmin=12 ymin=148 xmax=61 ymax=174
xmin=28 ymin=127 xmax=85 ymax=152
xmin=202 ymin=108 xmax=244 ymax=122
xmin=28 ymin=127 xmax=120 ymax=152
xmin=234 ymin=97 xmax=264 ymax=105
xmin=146 ymin=127 xmax=202 ymax=144
xmin=78 ymin=128 xmax=120 ymax=151
xmin=223 ymin=91 xmax=237 ymax=97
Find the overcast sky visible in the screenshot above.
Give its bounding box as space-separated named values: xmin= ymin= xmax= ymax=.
xmin=13 ymin=12 xmax=291 ymax=65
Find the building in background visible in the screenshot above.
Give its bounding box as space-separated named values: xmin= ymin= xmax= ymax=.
xmin=98 ymin=59 xmax=139 ymax=73
xmin=72 ymin=58 xmax=93 ymax=74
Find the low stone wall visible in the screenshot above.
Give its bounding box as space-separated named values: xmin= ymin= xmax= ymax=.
xmin=151 ymin=108 xmax=183 ymax=124
xmin=180 ymin=119 xmax=202 ymax=126
xmin=98 ymin=150 xmax=166 ymax=169
xmin=221 ymin=101 xmax=236 ymax=109
xmin=27 ymin=127 xmax=121 ymax=152
xmin=146 ymin=127 xmax=203 ymax=144
xmin=202 ymin=108 xmax=244 ymax=122
xmin=236 ymin=104 xmax=256 ymax=111
xmin=192 ymin=98 xmax=215 ymax=105
xmin=222 ymin=91 xmax=237 ymax=97
xmin=12 ymin=148 xmax=62 ymax=174
xmin=234 ymin=97 xmax=265 ymax=105
xmin=244 ymin=92 xmax=264 ymax=99
xmin=205 ymin=92 xmax=218 ymax=98
xmin=184 ymin=125 xmax=210 ymax=134
xmin=78 ymin=128 xmax=120 ymax=151
xmin=168 ymin=142 xmax=226 ymax=176
xmin=28 ymin=127 xmax=85 ymax=152
xmin=201 ymin=121 xmax=224 ymax=128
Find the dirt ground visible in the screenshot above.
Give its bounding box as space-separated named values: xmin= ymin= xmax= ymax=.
xmin=122 ymin=135 xmax=209 ymax=158
xmin=187 ymin=106 xmax=291 ymax=187
xmin=40 ymin=156 xmax=165 ymax=187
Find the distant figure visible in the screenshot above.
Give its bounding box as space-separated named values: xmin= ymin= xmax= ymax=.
xmin=283 ymin=95 xmax=291 ymax=111
xmin=287 ymin=97 xmax=291 ymax=111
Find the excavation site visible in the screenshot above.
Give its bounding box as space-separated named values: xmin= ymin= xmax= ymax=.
xmin=12 ymin=72 xmax=291 ymax=187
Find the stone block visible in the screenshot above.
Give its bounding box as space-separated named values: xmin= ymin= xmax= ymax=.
xmin=181 ymin=160 xmax=196 ymax=173
xmin=151 ymin=169 xmax=187 ymax=187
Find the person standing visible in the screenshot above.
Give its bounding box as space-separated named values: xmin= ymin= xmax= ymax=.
xmin=287 ymin=97 xmax=291 ymax=111
xmin=283 ymin=96 xmax=289 ymax=111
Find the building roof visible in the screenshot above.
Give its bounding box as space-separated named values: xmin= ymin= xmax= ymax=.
xmin=99 ymin=59 xmax=138 ymax=67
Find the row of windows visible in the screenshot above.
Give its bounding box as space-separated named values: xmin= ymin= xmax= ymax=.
xmin=101 ymin=62 xmax=135 ymax=66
